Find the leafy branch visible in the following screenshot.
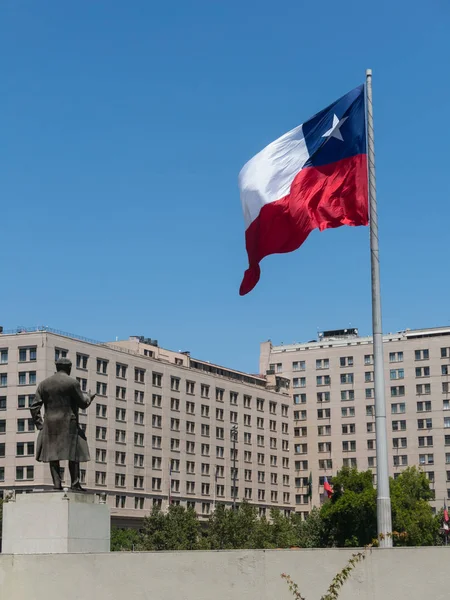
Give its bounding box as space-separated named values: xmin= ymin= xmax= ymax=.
xmin=282 ymin=531 xmax=407 ymax=600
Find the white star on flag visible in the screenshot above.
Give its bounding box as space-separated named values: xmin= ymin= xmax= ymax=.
xmin=322 ymin=114 xmax=348 ymax=142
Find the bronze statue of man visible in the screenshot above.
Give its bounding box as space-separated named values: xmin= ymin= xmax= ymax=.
xmin=30 ymin=358 xmax=96 ymax=491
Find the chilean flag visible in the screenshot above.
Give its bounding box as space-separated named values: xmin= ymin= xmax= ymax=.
xmin=324 ymin=476 xmax=333 ymax=499
xmin=239 ymin=85 xmax=368 ymax=295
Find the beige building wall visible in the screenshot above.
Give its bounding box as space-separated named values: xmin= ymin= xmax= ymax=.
xmin=0 ymin=328 xmax=294 ymax=524
xmin=261 ymin=326 xmax=450 ymax=513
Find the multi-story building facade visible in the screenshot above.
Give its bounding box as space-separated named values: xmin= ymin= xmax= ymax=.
xmin=0 ymin=327 xmax=294 ymax=525
xmin=261 ymin=326 xmax=450 ymax=516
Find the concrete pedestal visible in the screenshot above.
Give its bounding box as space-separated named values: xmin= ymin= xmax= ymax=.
xmin=2 ymin=491 xmax=110 ymax=554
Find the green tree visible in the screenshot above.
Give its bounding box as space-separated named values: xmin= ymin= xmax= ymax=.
xmin=269 ymin=509 xmax=297 ymax=548
xmin=110 ymin=527 xmax=142 ymax=551
xmin=206 ymin=502 xmax=273 ymax=549
xmin=140 ymin=504 xmax=201 ymax=551
xmin=390 ymin=466 xmax=441 ymax=546
xmin=292 ymin=507 xmax=326 ymax=548
xmin=320 ymin=467 xmax=377 ymax=547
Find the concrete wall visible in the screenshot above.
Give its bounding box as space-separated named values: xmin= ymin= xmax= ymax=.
xmin=1 ymin=547 xmax=449 ymax=600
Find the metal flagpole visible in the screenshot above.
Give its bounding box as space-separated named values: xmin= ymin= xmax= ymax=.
xmin=366 ymin=68 xmax=393 ymax=548
xmin=213 ymin=465 xmax=217 ymax=512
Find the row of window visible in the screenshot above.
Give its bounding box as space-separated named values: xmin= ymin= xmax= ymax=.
xmin=271 ymin=347 xmax=450 ymax=374
xmin=114 ymin=496 xmax=286 ymax=516
xmin=91 ymin=402 xmax=289 ymax=431
xmin=0 ymin=347 xmax=37 ymax=363
xmin=294 ymin=382 xmax=450 ymax=405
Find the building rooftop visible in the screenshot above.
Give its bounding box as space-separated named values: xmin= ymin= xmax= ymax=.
xmin=0 ymin=325 xmax=271 ymax=390
xmin=267 ymin=325 xmax=450 ymax=352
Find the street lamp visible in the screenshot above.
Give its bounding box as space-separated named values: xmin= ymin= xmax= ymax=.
xmin=231 ymin=425 xmax=238 ymax=510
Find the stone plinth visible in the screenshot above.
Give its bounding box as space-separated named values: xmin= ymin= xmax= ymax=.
xmin=2 ymin=491 xmax=110 ymax=554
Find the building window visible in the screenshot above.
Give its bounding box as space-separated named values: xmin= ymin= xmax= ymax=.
xmin=417 ymin=400 xmax=432 ymax=412
xmin=416 ymin=366 xmax=430 ymax=378
xmin=393 ymin=455 xmax=408 ymax=467
xmin=116 ymin=386 xmax=126 ymax=400
xmin=18 ymin=371 xmax=36 ymax=386
xmin=418 ymin=436 xmax=433 ymax=448
xmin=317 ymin=424 xmax=331 ymax=436
xmin=389 ymin=352 xmax=403 ymax=363
xmin=390 ymin=386 xmax=405 ymax=397
xmin=133 ymin=368 xmax=144 ymax=384
xmin=19 ymin=347 xmax=37 ymax=362
xmin=17 ymin=418 xmax=35 ymax=433
xmin=170 ymin=377 xmax=180 ymax=392
xmin=0 ymin=349 xmax=8 ymax=364
xmin=148 ymin=395 xmax=161 ymax=410
xmin=393 ymin=437 xmax=407 ymax=449
xmin=342 ymin=440 xmax=356 ymax=452
xmin=132 ymin=390 xmax=143 ymax=405
xmin=201 ymin=444 xmax=210 ymax=456
xmin=115 ymin=429 xmax=126 ymax=444
xmin=341 ymin=406 xmax=355 ymax=417
xmin=115 ymin=451 xmax=126 ymax=465
xmin=293 ymin=360 xmax=306 ymax=371
xmin=340 ymin=356 xmax=354 ymax=367
xmin=76 ymin=354 xmax=88 ymax=370
xmin=201 ymin=404 xmax=210 ymax=418
xmin=342 ymin=424 xmax=356 ymax=435
xmin=152 ymin=478 xmax=162 ymax=491
xmin=364 ymin=354 xmax=374 ymax=365
xmin=76 ymin=377 xmax=87 ymax=392
xmin=16 ymin=441 xmax=35 ymax=456
xmin=55 ymin=348 xmax=68 ymax=361
xmin=96 ymin=426 xmax=107 ymax=441
xmin=95 ymin=471 xmax=106 ymax=485
xmin=134 ymin=453 xmax=144 ymax=468
xmin=293 ymin=377 xmax=306 ymax=388
xmin=230 ymin=392 xmax=238 ymax=405
xmin=316 ymin=358 xmax=329 ymax=370
xmin=16 ymin=466 xmax=34 ymax=481
xmin=96 ymin=448 xmax=107 ymax=463
xmin=134 ymin=433 xmax=144 ymax=447
xmin=0 ymin=374 xmax=7 ymax=387
xmin=316 ymin=375 xmax=331 ymax=386
xmin=391 ymin=403 xmax=406 ymax=414
xmin=419 ymin=454 xmax=434 ymax=465
xmin=134 ymin=411 xmax=144 ymax=425
xmin=340 ymin=373 xmax=354 ymax=384
xmin=341 ymin=390 xmax=355 ymax=401
xmin=96 ymin=382 xmax=107 ymax=396
xmin=96 ymin=404 xmax=108 ymax=418
xmin=96 ymin=359 xmax=108 ymax=374
xmin=294 ymin=393 xmax=307 ymax=404
xmin=415 ymin=349 xmax=429 ymax=361
xmin=392 ymin=420 xmax=407 ymax=431
xmin=416 ymin=384 xmax=431 ymax=395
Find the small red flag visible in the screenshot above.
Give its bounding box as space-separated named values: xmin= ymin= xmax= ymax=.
xmin=324 ymin=476 xmax=333 ymax=499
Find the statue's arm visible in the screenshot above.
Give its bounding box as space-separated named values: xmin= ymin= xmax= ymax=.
xmin=73 ymin=380 xmax=96 ymax=409
xmin=30 ymin=385 xmax=44 ymax=430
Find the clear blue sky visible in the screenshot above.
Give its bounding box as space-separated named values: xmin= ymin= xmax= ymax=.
xmin=2 ymin=1 xmax=449 ymax=373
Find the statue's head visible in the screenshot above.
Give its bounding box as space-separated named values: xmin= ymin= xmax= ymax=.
xmin=55 ymin=357 xmax=72 ymax=375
